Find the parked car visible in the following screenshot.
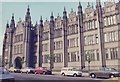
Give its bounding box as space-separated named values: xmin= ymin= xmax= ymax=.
xmin=21 ymin=67 xmax=34 ymax=74
xmin=0 ymin=67 xmax=14 ymax=82
xmin=8 ymin=67 xmax=20 ymax=73
xmin=34 ymin=67 xmax=52 ymax=75
xmin=90 ymin=67 xmax=120 ymax=78
xmin=60 ymin=67 xmax=82 ymax=77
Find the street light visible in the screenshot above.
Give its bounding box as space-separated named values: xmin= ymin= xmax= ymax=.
xmin=47 ymin=54 xmax=56 ymax=71
xmin=86 ymin=54 xmax=91 ymax=73
xmin=21 ymin=57 xmax=26 ymax=67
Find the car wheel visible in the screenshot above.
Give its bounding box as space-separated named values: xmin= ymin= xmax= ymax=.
xmin=109 ymin=74 xmax=114 ymax=78
xmin=43 ymin=72 xmax=46 ymax=75
xmin=61 ymin=73 xmax=65 ymax=76
xmin=73 ymin=73 xmax=77 ymax=77
xmin=91 ymin=73 xmax=96 ymax=78
xmin=35 ymin=72 xmax=37 ymax=74
xmin=26 ymin=71 xmax=29 ymax=74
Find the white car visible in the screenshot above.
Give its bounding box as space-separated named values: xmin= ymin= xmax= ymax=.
xmin=21 ymin=67 xmax=34 ymax=74
xmin=60 ymin=67 xmax=82 ymax=77
xmin=0 ymin=67 xmax=14 ymax=82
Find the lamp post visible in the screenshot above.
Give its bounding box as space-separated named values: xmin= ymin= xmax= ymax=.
xmin=86 ymin=54 xmax=91 ymax=73
xmin=5 ymin=60 xmax=9 ymax=68
xmin=21 ymin=57 xmax=26 ymax=68
xmin=48 ymin=54 xmax=56 ymax=71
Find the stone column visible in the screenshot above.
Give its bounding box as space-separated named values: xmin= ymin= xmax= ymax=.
xmin=62 ymin=8 xmax=68 ymax=67
xmin=23 ymin=26 xmax=30 ymax=67
xmin=49 ymin=12 xmax=55 ymax=70
xmin=8 ymin=30 xmax=14 ymax=68
xmin=96 ymin=0 xmax=106 ymax=67
xmin=36 ymin=17 xmax=43 ymax=67
xmin=78 ymin=2 xmax=85 ymax=70
xmin=2 ymin=33 xmax=7 ymax=67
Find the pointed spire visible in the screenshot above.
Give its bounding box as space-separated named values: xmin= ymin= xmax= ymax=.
xmin=96 ymin=0 xmax=101 ymax=7
xmin=63 ymin=6 xmax=67 ymax=17
xmin=64 ymin=6 xmax=66 ymax=11
xmin=27 ymin=5 xmax=30 ymax=12
xmin=87 ymin=2 xmax=91 ymax=7
xmin=92 ymin=3 xmax=94 ymax=8
xmin=51 ymin=12 xmax=53 ymax=16
xmin=40 ymin=16 xmax=42 ymax=20
xmin=78 ymin=1 xmax=82 ymax=8
xmin=40 ymin=16 xmax=43 ymax=24
xmin=10 ymin=13 xmax=15 ymax=28
xmin=78 ymin=1 xmax=83 ymax=14
xmin=26 ymin=5 xmax=30 ymax=16
xmin=6 ymin=21 xmax=9 ymax=28
xmin=50 ymin=12 xmax=54 ymax=21
xmin=25 ymin=5 xmax=31 ymax=23
xmin=63 ymin=6 xmax=67 ymax=14
xmin=12 ymin=13 xmax=14 ymax=20
xmin=79 ymin=1 xmax=81 ymax=6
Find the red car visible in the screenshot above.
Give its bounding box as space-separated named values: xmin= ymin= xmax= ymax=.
xmin=34 ymin=67 xmax=52 ymax=75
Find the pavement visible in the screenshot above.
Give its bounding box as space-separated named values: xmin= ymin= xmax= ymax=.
xmin=10 ymin=73 xmax=120 ymax=82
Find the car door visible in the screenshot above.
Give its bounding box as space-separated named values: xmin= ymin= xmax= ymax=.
xmin=67 ymin=68 xmax=72 ymax=75
xmin=104 ymin=68 xmax=111 ymax=78
xmin=100 ymin=68 xmax=109 ymax=78
xmin=96 ymin=68 xmax=105 ymax=77
xmin=69 ymin=69 xmax=73 ymax=76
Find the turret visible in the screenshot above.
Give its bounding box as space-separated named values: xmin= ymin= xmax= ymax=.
xmin=40 ymin=16 xmax=43 ymax=27
xmin=6 ymin=21 xmax=9 ymax=28
xmin=10 ymin=13 xmax=15 ymax=28
xmin=96 ymin=0 xmax=103 ymax=26
xmin=77 ymin=1 xmax=85 ymax=70
xmin=96 ymin=0 xmax=102 ymax=9
xmin=96 ymin=0 xmax=106 ymax=67
xmin=50 ymin=12 xmax=54 ymax=22
xmin=78 ymin=2 xmax=83 ymax=17
xmin=25 ymin=5 xmax=31 ymax=26
xmin=63 ymin=7 xmax=67 ymax=20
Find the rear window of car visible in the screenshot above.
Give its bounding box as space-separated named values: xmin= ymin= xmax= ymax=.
xmin=61 ymin=68 xmax=67 ymax=71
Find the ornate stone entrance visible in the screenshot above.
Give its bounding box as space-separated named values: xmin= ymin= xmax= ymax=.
xmin=14 ymin=57 xmax=22 ymax=69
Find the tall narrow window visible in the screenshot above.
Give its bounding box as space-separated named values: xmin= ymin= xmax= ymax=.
xmin=95 ymin=34 xmax=98 ymax=44
xmin=96 ymin=50 xmax=99 ymax=61
xmin=71 ymin=52 xmax=76 ymax=62
xmin=105 ymin=49 xmax=109 ymax=59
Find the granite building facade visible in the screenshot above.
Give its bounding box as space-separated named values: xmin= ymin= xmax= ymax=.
xmin=2 ymin=0 xmax=120 ymax=71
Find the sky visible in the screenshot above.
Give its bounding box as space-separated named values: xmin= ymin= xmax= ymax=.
xmin=0 ymin=0 xmax=119 ymax=56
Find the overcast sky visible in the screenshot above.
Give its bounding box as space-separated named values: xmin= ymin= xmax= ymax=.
xmin=0 ymin=0 xmax=119 ymax=56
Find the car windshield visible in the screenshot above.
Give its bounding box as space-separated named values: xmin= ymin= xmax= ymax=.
xmin=72 ymin=68 xmax=79 ymax=71
xmin=39 ymin=67 xmax=47 ymax=70
xmin=100 ymin=68 xmax=117 ymax=71
xmin=110 ymin=68 xmax=117 ymax=71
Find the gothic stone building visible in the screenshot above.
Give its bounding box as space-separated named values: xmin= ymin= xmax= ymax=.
xmin=2 ymin=0 xmax=120 ymax=71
